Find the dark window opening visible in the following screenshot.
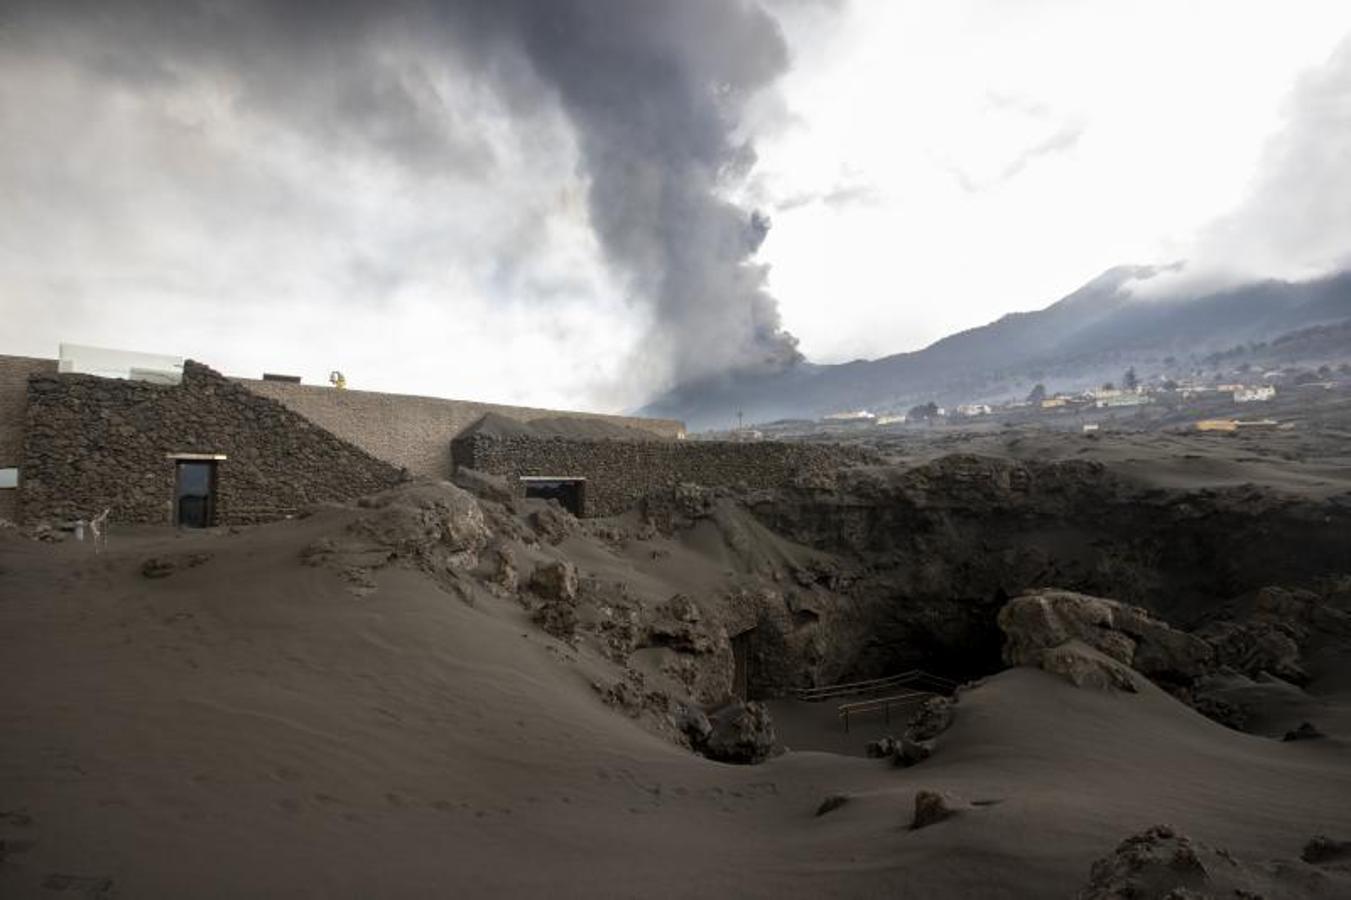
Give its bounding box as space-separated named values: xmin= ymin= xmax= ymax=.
xmin=175 ymin=461 xmax=218 ymax=528
xmin=521 ymin=478 xmax=585 ymax=517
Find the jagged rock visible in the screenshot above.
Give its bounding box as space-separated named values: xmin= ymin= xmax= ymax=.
xmin=1255 ymin=585 xmax=1351 ymax=639
xmin=592 ymin=676 xmax=693 ymax=747
xmin=633 ymin=593 xmax=735 ymax=704
xmin=1282 ymin=721 xmax=1324 ymax=742
xmin=529 ymin=505 xmax=576 ymax=546
xmin=582 ymin=521 xmax=627 ymax=546
xmin=1198 ymin=619 xmax=1308 ymax=685
xmin=348 ymin=480 xmax=490 ymax=570
xmin=1301 ymin=835 xmax=1351 ymax=865
xmin=666 ymin=594 xmax=701 ymax=623
xmin=866 ymin=701 xmax=948 ymax=765
xmin=785 ymin=591 xmax=825 ymax=626
xmin=450 ymin=467 xmax=516 ymax=505
xmin=587 ymin=587 xmax=644 ymax=662
xmin=533 ymin=600 xmax=578 ymax=640
xmin=702 ymin=700 xmax=776 ymax=764
xmin=910 ymin=790 xmax=957 ymax=829
xmin=1188 ymin=689 xmax=1250 ymax=732
xmin=530 ymin=560 xmax=579 ymax=603
xmin=29 ymin=523 xmax=65 ymax=543
xmin=906 ymin=696 xmax=955 ymax=742
xmin=998 ymin=589 xmax=1211 ymax=686
xmin=1081 ymin=825 xmax=1207 ymax=899
xmin=1039 ymin=641 xmax=1140 ymax=692
xmin=1075 ymin=823 xmax=1351 ymax=899
xmin=893 ymin=737 xmax=934 ymax=768
xmin=815 ymin=794 xmax=850 ymax=817
xmin=528 ymin=561 xmax=581 ymax=638
xmin=483 ymin=545 xmax=518 ymax=593
xmin=675 ymin=706 xmax=712 ymax=747
xmin=645 ymin=594 xmax=717 ymax=653
xmin=673 ymin=482 xmax=716 ymax=519
xmin=140 ymin=552 xmax=212 ymax=579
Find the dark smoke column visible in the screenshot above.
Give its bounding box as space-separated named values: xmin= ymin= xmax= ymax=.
xmin=501 ymin=0 xmax=802 ymax=389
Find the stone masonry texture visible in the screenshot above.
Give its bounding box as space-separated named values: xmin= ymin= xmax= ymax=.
xmin=452 ymin=433 xmax=865 ymax=517
xmin=21 ymin=361 xmax=404 ymax=525
xmin=242 ymin=378 xmax=685 ymax=480
xmin=0 ymin=355 xmax=59 ymax=522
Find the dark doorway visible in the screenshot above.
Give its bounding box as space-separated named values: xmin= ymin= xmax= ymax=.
xmin=731 ymin=628 xmax=755 ymax=700
xmin=521 ymin=477 xmax=585 ymax=517
xmin=175 ymin=461 xmax=217 ymax=527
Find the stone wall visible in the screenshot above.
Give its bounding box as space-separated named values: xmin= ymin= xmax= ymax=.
xmin=0 ymin=355 xmax=58 ymax=522
xmin=452 ymin=434 xmax=865 ymax=517
xmin=242 ymin=378 xmax=686 ymax=480
xmin=22 ymin=361 xmax=404 ymax=525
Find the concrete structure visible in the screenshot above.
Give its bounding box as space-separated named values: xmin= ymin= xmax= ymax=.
xmin=1196 ymin=418 xmax=1240 ymax=432
xmin=1096 ymin=392 xmax=1152 ymax=409
xmin=21 ymin=361 xmax=403 ymax=525
xmin=452 ymin=424 xmax=867 ymax=518
xmin=955 ymin=403 xmax=992 ymax=417
xmin=3 ymin=342 xmax=874 ymax=526
xmin=1 ymin=347 xmax=685 ymax=526
xmin=1196 ymin=418 xmax=1281 ymax=433
xmin=821 ymin=409 xmax=876 ymax=422
xmin=57 ymin=343 xmax=184 ymax=384
xmin=1234 ymin=385 xmax=1276 ymax=403
xmin=242 ymin=378 xmax=683 ymax=481
xmin=0 ymin=355 xmax=58 ymax=522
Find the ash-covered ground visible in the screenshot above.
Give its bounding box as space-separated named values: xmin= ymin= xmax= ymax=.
xmin=3 ymin=420 xmax=1351 ymax=898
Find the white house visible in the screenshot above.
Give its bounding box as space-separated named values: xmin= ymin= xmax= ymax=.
xmin=1234 ymin=386 xmax=1275 ymax=403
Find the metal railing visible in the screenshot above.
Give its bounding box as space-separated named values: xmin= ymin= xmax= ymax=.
xmin=837 ymin=690 xmax=933 ymax=733
xmin=792 ymin=669 xmax=958 ymax=703
xmin=789 ymin=669 xmax=959 ymax=733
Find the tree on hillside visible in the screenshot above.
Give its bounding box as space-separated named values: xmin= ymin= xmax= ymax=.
xmin=1123 ymin=367 xmax=1139 ymax=391
xmin=1026 ymin=383 xmax=1046 ymax=404
xmin=907 ymin=401 xmax=940 ymax=423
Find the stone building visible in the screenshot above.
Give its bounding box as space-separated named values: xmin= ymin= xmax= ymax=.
xmin=451 ymin=416 xmax=863 ymax=518
xmin=2 ymin=343 xmax=860 ymax=527
xmin=18 ymin=360 xmax=405 ymax=526
xmin=0 ymin=346 xmax=682 ymax=527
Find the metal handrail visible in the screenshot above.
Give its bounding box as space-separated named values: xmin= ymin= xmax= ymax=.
xmin=793 ymin=669 xmax=957 ymax=702
xmin=837 ymin=689 xmax=931 ymax=732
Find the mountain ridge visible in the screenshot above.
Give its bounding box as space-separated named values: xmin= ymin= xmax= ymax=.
xmin=641 ymin=267 xmax=1351 ymax=430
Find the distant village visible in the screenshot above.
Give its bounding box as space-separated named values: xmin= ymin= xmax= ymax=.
xmin=702 ymin=360 xmax=1351 ymax=440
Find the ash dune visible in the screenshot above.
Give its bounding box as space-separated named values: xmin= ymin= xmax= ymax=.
xmin=3 ymin=442 xmax=1351 ymax=898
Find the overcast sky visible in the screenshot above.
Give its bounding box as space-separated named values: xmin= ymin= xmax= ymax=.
xmin=3 ymin=0 xmax=1350 ymax=411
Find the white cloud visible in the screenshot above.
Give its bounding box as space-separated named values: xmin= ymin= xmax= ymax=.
xmin=0 ymin=25 xmax=647 ymax=410
xmin=4 ymin=0 xmax=1350 ymax=411
xmin=1131 ymin=37 xmax=1351 ymax=298
xmin=757 ymin=0 xmax=1351 ymax=362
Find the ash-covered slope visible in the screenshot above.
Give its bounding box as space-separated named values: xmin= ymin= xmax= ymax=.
xmin=642 ymin=267 xmax=1351 ymax=430
xmin=2 ymin=456 xmax=1350 ymax=897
